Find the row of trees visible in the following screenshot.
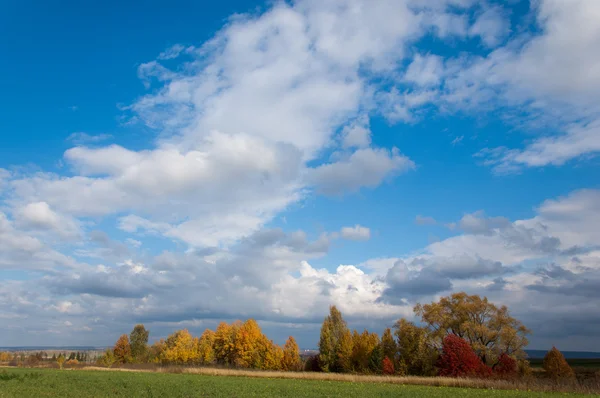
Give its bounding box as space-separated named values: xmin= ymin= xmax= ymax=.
xmin=93 ymin=292 xmax=575 ymax=380
xmin=99 ymin=320 xmax=302 ymax=371
xmin=317 ymin=292 xmax=531 ymax=377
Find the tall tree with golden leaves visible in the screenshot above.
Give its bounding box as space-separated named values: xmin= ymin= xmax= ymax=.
xmin=235 ymin=319 xmax=263 ymax=368
xmin=197 ymin=329 xmax=216 ymax=365
xmin=336 ymin=329 xmax=354 ymax=372
xmin=415 ymin=292 xmax=530 ymax=367
xmin=351 ymin=329 xmax=380 ymax=373
xmin=282 ymin=336 xmax=302 ymax=371
xmin=162 ymin=329 xmax=198 ymax=364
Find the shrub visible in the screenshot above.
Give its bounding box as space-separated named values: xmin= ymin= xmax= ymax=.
xmin=517 ymin=359 xmax=533 ymax=378
xmin=494 ymin=353 xmax=518 ymax=379
xmin=65 ymin=359 xmax=79 ymax=367
xmin=543 ymin=347 xmax=575 ymax=380
xmin=382 ymin=357 xmax=395 ymax=375
xmin=304 ymin=355 xmax=321 ymax=372
xmin=437 ymin=334 xmax=491 ymax=378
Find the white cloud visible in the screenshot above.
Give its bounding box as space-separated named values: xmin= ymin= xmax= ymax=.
xmin=15 ymin=201 xmax=81 ymax=238
xmin=404 ymin=54 xmax=444 ymax=86
xmin=66 ymin=132 xmax=113 ymax=145
xmin=341 ymin=116 xmax=371 ymax=149
xmin=469 ymin=6 xmax=510 ymax=47
xmin=157 ymin=44 xmax=187 ymax=60
xmin=340 ymin=225 xmax=371 ymax=241
xmin=308 ymin=147 xmax=414 ymax=195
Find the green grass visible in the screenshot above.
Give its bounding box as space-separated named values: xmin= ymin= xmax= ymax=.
xmin=0 ymin=368 xmax=593 ymax=397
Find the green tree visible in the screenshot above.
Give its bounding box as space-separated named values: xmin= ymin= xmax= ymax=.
xmin=318 ymin=305 xmax=350 ymax=372
xmin=381 ymin=327 xmax=397 ymax=362
xmin=415 ymin=292 xmax=530 ymax=367
xmin=368 ymin=344 xmax=383 ymax=374
xmin=394 ymin=318 xmax=437 ymax=376
xmin=130 ymin=324 xmax=150 ymax=363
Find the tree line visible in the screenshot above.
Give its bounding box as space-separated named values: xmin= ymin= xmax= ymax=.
xmin=90 ymin=292 xmax=575 ymax=379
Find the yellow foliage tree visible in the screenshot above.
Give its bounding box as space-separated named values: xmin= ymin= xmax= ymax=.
xmin=162 ymin=329 xmax=199 ymax=364
xmin=234 ymin=319 xmax=263 ymax=368
xmin=336 ymin=329 xmax=354 ymax=372
xmin=214 ymin=322 xmax=237 ymax=365
xmin=56 ymin=354 xmax=66 ymax=369
xmin=351 ymin=329 xmax=379 ymax=373
xmin=197 ymin=329 xmax=216 ymax=365
xmin=257 ymin=335 xmax=283 ymax=370
xmin=282 ymin=336 xmax=302 ymax=371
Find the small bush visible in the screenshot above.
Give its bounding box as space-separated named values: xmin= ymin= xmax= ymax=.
xmin=494 ymin=353 xmax=517 ymax=379
xmin=517 ymin=359 xmax=533 ymax=378
xmin=382 ymin=357 xmax=395 ymax=375
xmin=304 ymin=355 xmax=321 ymax=372
xmin=543 ymin=347 xmax=575 ymax=380
xmin=437 ymin=334 xmax=491 ymax=378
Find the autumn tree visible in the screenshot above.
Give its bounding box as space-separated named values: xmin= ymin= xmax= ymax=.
xmin=394 ymin=318 xmax=437 ymax=376
xmin=336 ymin=329 xmax=354 ymax=372
xmin=257 ymin=335 xmax=283 ymax=370
xmin=234 ymin=319 xmax=263 ymax=368
xmin=382 ymin=357 xmax=395 ymax=375
xmin=113 ymin=334 xmax=132 ymax=364
xmin=214 ymin=321 xmax=240 ymax=365
xmin=381 ymin=327 xmax=397 ymax=363
xmin=129 ymin=324 xmax=149 ymax=363
xmin=162 ymin=329 xmax=199 ymax=364
xmin=415 ymin=292 xmax=530 ymax=367
xmin=494 ymin=353 xmax=518 ymax=379
xmin=97 ymin=349 xmax=116 ymax=368
xmin=197 ymin=329 xmax=216 ymax=365
xmin=437 ymin=334 xmax=491 ymax=378
xmin=543 ymin=347 xmax=575 ymax=380
xmin=351 ymin=329 xmax=379 ymax=373
xmin=318 ymin=305 xmax=350 ymax=372
xmin=282 ymin=336 xmax=302 ymax=371
xmin=56 ymin=354 xmax=65 ymax=369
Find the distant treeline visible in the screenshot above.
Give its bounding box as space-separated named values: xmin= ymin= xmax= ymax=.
xmin=2 ymin=292 xmax=581 ymax=381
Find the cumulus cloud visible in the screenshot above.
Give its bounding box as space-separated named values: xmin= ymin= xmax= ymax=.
xmin=308 ymin=148 xmax=414 ymax=195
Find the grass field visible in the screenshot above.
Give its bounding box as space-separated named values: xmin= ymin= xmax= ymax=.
xmin=0 ymin=368 xmax=596 ymax=398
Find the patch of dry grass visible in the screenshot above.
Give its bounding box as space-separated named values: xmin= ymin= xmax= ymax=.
xmin=75 ymin=365 xmax=600 ymax=395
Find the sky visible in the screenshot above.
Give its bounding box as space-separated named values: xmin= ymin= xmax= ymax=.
xmin=1 ymin=0 xmax=599 ymax=351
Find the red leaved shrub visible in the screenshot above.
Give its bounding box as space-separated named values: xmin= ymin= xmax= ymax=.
xmin=382 ymin=356 xmax=395 ymax=375
xmin=437 ymin=334 xmax=491 ymax=378
xmin=494 ymin=353 xmax=518 ymax=378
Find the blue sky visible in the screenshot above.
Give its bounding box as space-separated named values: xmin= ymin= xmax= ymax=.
xmin=1 ymin=0 xmax=600 ymax=350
